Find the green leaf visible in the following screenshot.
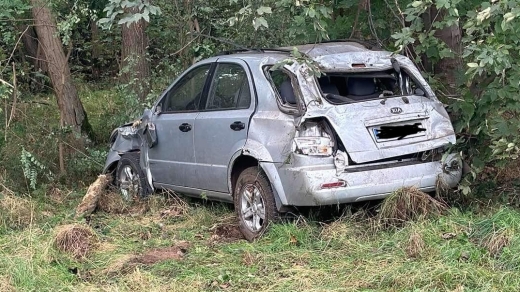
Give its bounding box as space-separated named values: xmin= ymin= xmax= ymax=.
xmin=256 ymin=6 xmax=272 ymax=15
xmin=411 ymin=1 xmax=423 ymax=8
xmin=308 ymin=8 xmax=315 ymax=18
xmin=253 ymin=17 xmax=268 ymax=30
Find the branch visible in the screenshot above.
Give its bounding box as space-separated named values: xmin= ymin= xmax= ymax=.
xmin=1 ymin=25 xmax=30 ymax=74
xmin=7 ymin=62 xmax=18 ymax=128
xmin=173 ymin=34 xmax=200 ymax=56
xmin=0 ymin=78 xmax=14 ymax=88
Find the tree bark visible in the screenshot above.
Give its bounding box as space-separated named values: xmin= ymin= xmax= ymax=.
xmin=31 ymin=0 xmax=92 ymax=138
xmin=121 ymin=3 xmax=151 ymax=101
xmin=423 ymin=7 xmax=462 ymax=95
xmin=19 ymin=25 xmax=48 ymax=74
xmin=90 ymin=20 xmax=101 ymax=80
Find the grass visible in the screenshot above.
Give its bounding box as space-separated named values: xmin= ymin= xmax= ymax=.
xmin=2 ymin=189 xmax=520 ymax=291
xmin=3 ymin=83 xmax=520 ymax=290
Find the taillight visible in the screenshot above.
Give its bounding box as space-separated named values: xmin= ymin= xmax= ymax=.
xmin=294 ymin=120 xmax=334 ymax=156
xmin=294 ymin=137 xmax=333 ymax=156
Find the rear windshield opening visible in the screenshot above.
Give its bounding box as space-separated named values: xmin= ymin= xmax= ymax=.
xmin=318 ymin=69 xmax=425 ymax=104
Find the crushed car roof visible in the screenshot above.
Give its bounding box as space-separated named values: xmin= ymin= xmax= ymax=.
xmin=216 ymin=41 xmax=394 ymax=70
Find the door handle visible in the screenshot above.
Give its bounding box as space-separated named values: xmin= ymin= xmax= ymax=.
xmin=179 ymin=123 xmax=192 ymax=132
xmin=230 ymin=121 xmax=245 ymax=131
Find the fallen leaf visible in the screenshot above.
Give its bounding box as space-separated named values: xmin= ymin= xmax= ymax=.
xmin=289 ymin=235 xmax=298 ymax=245
xmin=460 ymin=251 xmax=470 ymax=261
xmin=442 ymin=232 xmax=457 ymax=240
xmin=219 ymin=283 xmax=230 ymax=289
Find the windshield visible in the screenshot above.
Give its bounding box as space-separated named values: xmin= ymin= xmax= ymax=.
xmin=318 ymin=69 xmax=425 ymax=104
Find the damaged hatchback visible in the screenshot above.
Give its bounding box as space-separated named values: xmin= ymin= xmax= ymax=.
xmin=104 ymin=41 xmax=462 ymax=241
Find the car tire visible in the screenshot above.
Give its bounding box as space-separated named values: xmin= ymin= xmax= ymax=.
xmin=234 ymin=166 xmax=279 ymax=241
xmin=116 ymin=152 xmax=151 ymax=201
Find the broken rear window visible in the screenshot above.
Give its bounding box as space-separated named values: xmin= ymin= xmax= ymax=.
xmin=318 ymin=70 xmax=425 ymax=104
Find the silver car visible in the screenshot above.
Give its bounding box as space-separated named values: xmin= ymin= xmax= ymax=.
xmin=104 ymin=41 xmax=462 ymax=241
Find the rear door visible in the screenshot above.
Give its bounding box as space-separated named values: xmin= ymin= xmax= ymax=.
xmin=193 ymin=59 xmax=255 ymax=193
xmin=148 ymin=64 xmax=212 ymax=187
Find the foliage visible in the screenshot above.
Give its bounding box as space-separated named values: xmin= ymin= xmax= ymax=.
xmin=392 ymin=0 xmax=462 ymax=62
xmin=391 ymin=0 xmax=520 ymax=193
xmin=98 ymin=0 xmax=162 ymax=29
xmin=271 ymin=47 xmax=323 ymax=78
xmin=20 ymin=148 xmax=53 ymax=190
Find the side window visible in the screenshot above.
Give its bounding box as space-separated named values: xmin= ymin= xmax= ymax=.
xmin=161 ymin=65 xmax=210 ymax=112
xmin=205 ymin=63 xmax=251 ymax=110
xmin=268 ymin=69 xmax=297 ymax=107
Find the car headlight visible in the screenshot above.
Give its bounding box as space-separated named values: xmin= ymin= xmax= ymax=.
xmin=294 ymin=137 xmax=333 ymax=156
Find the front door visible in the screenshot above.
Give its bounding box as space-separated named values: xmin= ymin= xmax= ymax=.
xmin=193 ymin=60 xmax=255 ymax=193
xmin=148 ymin=64 xmax=212 ymax=187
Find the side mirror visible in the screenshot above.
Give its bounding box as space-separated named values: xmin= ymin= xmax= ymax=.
xmin=414 ymin=88 xmax=425 ymax=96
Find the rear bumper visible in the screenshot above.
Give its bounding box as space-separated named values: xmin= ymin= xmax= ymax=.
xmin=278 ymin=154 xmax=462 ymax=206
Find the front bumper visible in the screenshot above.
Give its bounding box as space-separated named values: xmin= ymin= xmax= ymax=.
xmin=277 ymin=153 xmax=462 ymax=206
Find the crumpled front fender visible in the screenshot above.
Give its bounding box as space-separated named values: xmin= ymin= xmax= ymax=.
xmin=102 ymin=123 xmax=142 ymax=173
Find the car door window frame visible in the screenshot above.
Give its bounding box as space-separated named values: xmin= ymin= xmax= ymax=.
xmin=155 ymin=63 xmax=216 ymax=114
xmin=199 ymin=62 xmax=253 ymax=112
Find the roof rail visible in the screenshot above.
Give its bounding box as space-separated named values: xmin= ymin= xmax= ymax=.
xmin=216 ymin=48 xmax=293 ymax=56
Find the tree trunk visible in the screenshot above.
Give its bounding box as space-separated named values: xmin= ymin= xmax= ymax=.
xmin=19 ymin=25 xmax=48 ymax=74
xmin=424 ymin=7 xmax=462 ymax=95
xmin=90 ymin=20 xmax=101 ymax=80
xmin=121 ymin=4 xmax=151 ymax=101
xmin=31 ymin=0 xmax=92 ymax=137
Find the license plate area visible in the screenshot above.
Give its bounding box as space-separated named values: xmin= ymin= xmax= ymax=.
xmin=371 ymin=121 xmax=427 ymax=142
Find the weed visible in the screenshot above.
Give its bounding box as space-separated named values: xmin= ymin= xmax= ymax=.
xmin=378 ymin=186 xmax=448 ymax=228
xmin=471 ymin=208 xmax=520 ymax=256
xmin=3 ymin=186 xmax=520 ymax=291
xmin=0 ymin=193 xmax=35 ymax=229
xmin=405 ymin=229 xmax=425 ymax=258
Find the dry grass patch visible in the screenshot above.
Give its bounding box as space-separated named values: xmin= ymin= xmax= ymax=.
xmin=0 ymin=193 xmax=35 ymax=229
xmin=378 ymin=187 xmax=448 ymax=228
xmin=0 ymin=275 xmax=15 ymax=292
xmin=101 ymin=241 xmax=189 ymax=278
xmin=97 ymin=191 xmax=130 ymax=214
xmin=319 ymin=219 xmax=369 ymax=242
xmin=132 ymin=242 xmax=189 ymax=264
xmin=405 ymin=230 xmax=425 ymax=258
xmin=481 ymin=229 xmax=511 ymax=256
xmin=435 ymin=174 xmax=450 ymax=198
xmin=54 ymin=224 xmax=97 ymax=260
xmin=76 ymin=174 xmax=112 ymax=218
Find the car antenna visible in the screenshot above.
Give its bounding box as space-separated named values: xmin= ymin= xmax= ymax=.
xmin=188 ymin=32 xmax=257 ymax=52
